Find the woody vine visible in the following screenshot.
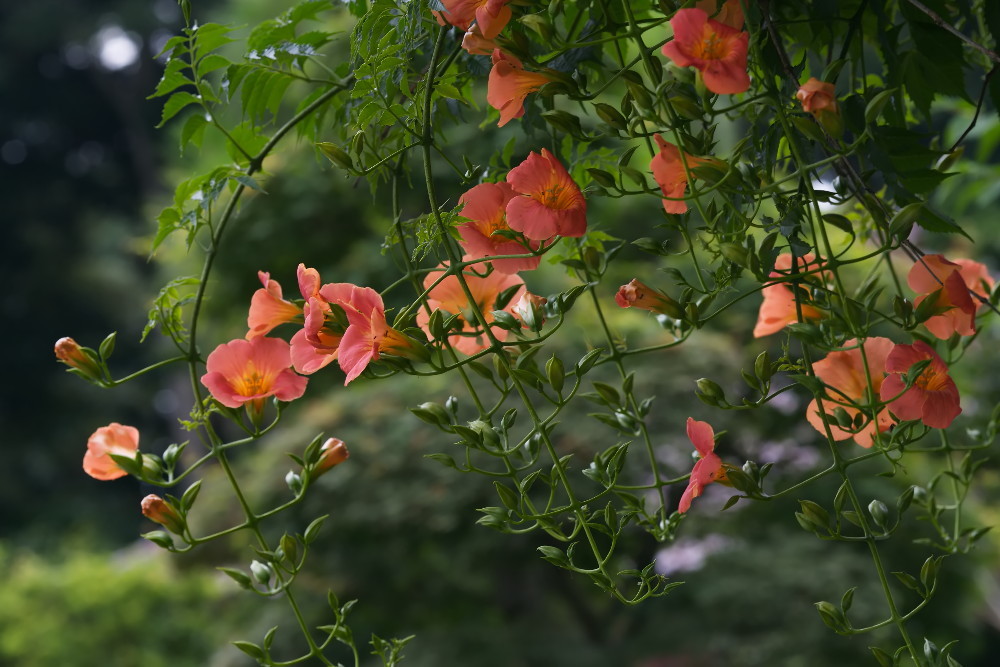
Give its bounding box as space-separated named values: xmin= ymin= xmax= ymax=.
xmin=55 ymin=0 xmax=1000 ymax=665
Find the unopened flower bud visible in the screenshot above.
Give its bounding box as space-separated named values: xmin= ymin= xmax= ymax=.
xmin=310 ymin=438 xmax=349 ymax=480
xmin=513 ymin=292 xmax=547 ymax=331
xmin=614 ymin=279 xmax=683 ymax=318
xmin=55 ymin=337 xmax=102 ymax=378
xmin=141 ymin=494 xmax=185 ymax=534
xmin=796 ymin=78 xmax=842 ymax=137
xmin=250 ymin=560 xmax=273 ymax=585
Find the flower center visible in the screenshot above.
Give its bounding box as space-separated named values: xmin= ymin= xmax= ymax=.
xmin=693 ymin=27 xmax=728 ymax=60
xmin=536 ymin=180 xmax=576 ymax=210
xmin=236 ymin=363 xmax=270 ymax=397
xmin=915 ymin=365 xmax=948 ymax=392
xmin=479 ymin=210 xmax=511 ymax=238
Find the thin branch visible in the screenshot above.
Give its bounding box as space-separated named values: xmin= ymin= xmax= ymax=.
xmin=906 ymin=0 xmax=1000 ymax=65
xmin=948 ymin=65 xmax=999 ymax=153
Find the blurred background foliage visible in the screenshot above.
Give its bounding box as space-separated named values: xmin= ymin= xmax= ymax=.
xmin=6 ymin=0 xmax=1000 ymax=665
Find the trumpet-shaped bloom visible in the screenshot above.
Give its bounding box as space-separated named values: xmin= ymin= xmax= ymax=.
xmin=753 ymin=253 xmax=825 ymax=337
xmin=434 ymin=0 xmax=512 ymax=39
xmin=797 ymin=77 xmax=838 ymax=115
xmin=201 ymin=337 xmax=308 ymax=408
xmin=487 ymin=50 xmax=553 ymax=127
xmin=290 ymin=325 xmax=339 ymax=375
xmin=458 ymin=182 xmax=540 ymax=274
xmin=678 ymin=417 xmax=727 ymax=513
xmin=662 ymin=8 xmax=750 ymax=95
xmin=83 ymin=422 xmax=140 ymax=481
xmin=908 ymin=255 xmax=994 ymax=339
xmin=327 ymin=284 xmax=415 ymax=384
xmin=695 ymin=0 xmax=744 ymax=29
xmin=806 ymin=338 xmax=895 ymax=448
xmin=650 ymin=135 xmax=705 ymax=214
xmin=295 ymin=277 xmax=355 ymax=374
xmin=505 ymin=149 xmax=587 ymax=240
xmin=418 ymin=261 xmax=525 ymax=355
xmin=247 ymin=271 xmax=301 ymax=339
xmin=880 ymin=341 xmax=961 ymax=429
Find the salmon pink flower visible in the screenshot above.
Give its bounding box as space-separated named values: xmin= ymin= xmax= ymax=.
xmin=458 ymin=182 xmax=540 ymax=274
xmin=296 ymin=263 xmax=323 ymax=302
xmin=247 ymin=271 xmax=301 ymax=339
xmin=418 ymin=261 xmax=525 ymax=355
xmin=487 ymin=50 xmax=553 ymax=127
xmin=880 ymin=341 xmax=961 ymax=429
xmin=294 ymin=276 xmax=356 ymax=375
xmin=753 ymin=253 xmax=825 ymax=337
xmin=662 ymin=8 xmax=750 ymax=95
xmin=83 ymin=422 xmax=140 ymax=481
xmin=201 ymin=337 xmax=308 ymax=410
xmin=796 ymin=78 xmax=838 ymax=115
xmin=695 ymin=0 xmax=744 ymax=29
xmin=908 ymin=255 xmax=994 ymax=339
xmin=806 ymin=338 xmax=894 ymax=448
xmin=650 ymin=135 xmax=707 ymax=214
xmin=505 ymin=149 xmax=587 ymax=241
xmin=434 ymin=0 xmax=512 ymax=40
xmin=678 ymin=417 xmax=727 ymax=513
xmin=290 ymin=326 xmax=338 ymax=375
xmin=328 ymin=284 xmax=418 ymax=384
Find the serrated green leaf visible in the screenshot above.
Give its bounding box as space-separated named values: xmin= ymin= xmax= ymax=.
xmin=157 ymin=92 xmax=202 ymax=128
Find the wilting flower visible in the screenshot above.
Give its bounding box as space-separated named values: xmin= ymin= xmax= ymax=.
xmin=880 ymin=341 xmax=961 ymax=429
xmin=678 ymin=417 xmax=727 ymax=513
xmin=505 ymin=149 xmax=587 ymax=240
xmin=513 ymin=291 xmax=547 ymax=331
xmin=487 ymin=50 xmax=553 ymax=127
xmin=650 ymin=135 xmax=706 ymax=214
xmin=141 ymin=494 xmax=185 ymax=534
xmin=247 ymin=271 xmax=301 ymax=339
xmin=330 ymin=284 xmax=418 ymax=384
xmin=615 ymin=279 xmax=681 ymax=317
xmin=55 ymin=337 xmax=102 ymax=378
xmin=311 ymin=437 xmax=350 ymax=480
xmin=434 ymin=0 xmax=512 ymax=39
xmin=753 ymin=253 xmax=825 ymax=337
xmin=908 ymin=255 xmax=994 ymax=339
xmin=461 ymin=27 xmax=498 ymax=55
xmin=796 ymin=77 xmax=838 ymax=115
xmin=418 ymin=261 xmax=525 ymax=355
xmin=457 ymin=182 xmax=540 ymax=274
xmin=695 ymin=0 xmax=744 ymax=29
xmin=806 ymin=338 xmax=894 ymax=448
xmin=83 ymin=422 xmax=140 ymax=481
xmin=662 ymin=8 xmax=750 ymax=95
xmin=201 ymin=337 xmax=308 ymax=410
